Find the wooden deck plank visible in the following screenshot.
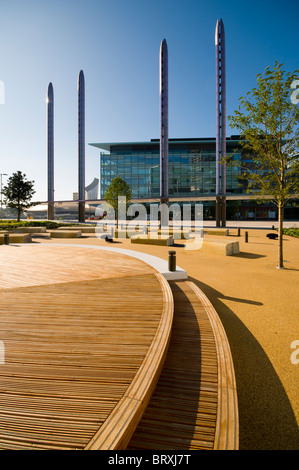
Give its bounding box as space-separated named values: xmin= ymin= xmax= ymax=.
xmin=0 ymin=244 xmax=155 ymax=289
xmin=128 ymin=279 xmax=239 ymax=450
xmin=190 ymin=282 xmax=239 ymax=450
xmin=84 ymin=272 xmax=174 ymax=450
xmin=0 ymin=244 xmax=238 ymax=450
xmin=128 ymin=280 xmax=218 ymax=450
xmin=0 ymin=245 xmax=167 ymax=450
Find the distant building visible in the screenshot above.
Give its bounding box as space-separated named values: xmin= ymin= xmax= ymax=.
xmin=85 ymin=177 xmax=99 ymax=200
xmin=90 ymin=136 xmax=298 ymax=220
xmin=91 ymin=137 xmax=241 ymax=199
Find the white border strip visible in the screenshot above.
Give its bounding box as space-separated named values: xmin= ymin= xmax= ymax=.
xmin=17 ymin=243 xmax=188 ymax=280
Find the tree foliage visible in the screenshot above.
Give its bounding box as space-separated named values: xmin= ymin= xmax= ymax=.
xmin=228 ymin=62 xmax=299 ymax=203
xmin=228 ymin=62 xmax=299 ymax=268
xmin=104 ymin=176 xmax=132 ymax=220
xmin=2 ymin=171 xmax=37 ymax=221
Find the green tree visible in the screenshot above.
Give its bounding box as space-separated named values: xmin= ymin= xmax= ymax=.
xmin=228 ymin=62 xmax=299 ymax=269
xmin=104 ymin=176 xmax=132 ymax=224
xmin=2 ymin=171 xmax=38 ymax=222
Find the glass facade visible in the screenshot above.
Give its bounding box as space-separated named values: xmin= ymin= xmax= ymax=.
xmin=88 ymin=136 xmax=299 ymax=220
xmin=97 ymin=137 xmax=244 ymax=200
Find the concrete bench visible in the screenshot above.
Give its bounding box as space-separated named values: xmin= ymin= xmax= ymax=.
xmin=202 ymin=239 xmax=239 ymax=256
xmin=203 ymin=229 xmax=229 ymax=236
xmin=163 ymin=229 xmax=227 ymax=240
xmin=115 ymin=229 xmax=140 ymax=239
xmin=57 ymin=226 xmax=96 ymax=233
xmin=97 ymin=228 xmax=141 ymax=239
xmin=131 ymin=235 xmax=174 ymax=246
xmin=159 ymin=229 xmax=190 ymax=239
xmin=185 ymin=237 xmax=239 ymax=255
xmin=13 ymin=227 xmax=47 ymax=234
xmin=49 ymin=230 xmax=82 ymax=238
xmin=0 ymin=233 xmax=32 ymax=244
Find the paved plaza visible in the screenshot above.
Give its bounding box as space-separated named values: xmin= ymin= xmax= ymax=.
xmin=0 ymin=223 xmax=298 ymax=449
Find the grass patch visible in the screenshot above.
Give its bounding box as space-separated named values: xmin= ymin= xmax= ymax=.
xmin=0 ymin=220 xmax=68 ymax=231
xmin=282 ymin=227 xmax=299 ymax=238
xmin=0 ymin=220 xmax=96 ymax=231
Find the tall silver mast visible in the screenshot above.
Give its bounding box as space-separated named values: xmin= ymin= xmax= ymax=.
xmin=47 ymin=82 xmax=54 ymax=220
xmin=78 ymin=70 xmax=85 ymax=222
xmin=160 ymin=39 xmax=169 ymax=205
xmin=215 ymin=19 xmax=226 ymax=227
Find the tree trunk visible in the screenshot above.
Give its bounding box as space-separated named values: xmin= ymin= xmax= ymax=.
xmin=17 ymin=199 xmax=21 ymax=222
xmin=277 ymin=202 xmax=284 ymax=269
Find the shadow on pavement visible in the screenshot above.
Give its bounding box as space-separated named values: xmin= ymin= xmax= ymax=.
xmin=189 ymin=276 xmax=299 ymax=450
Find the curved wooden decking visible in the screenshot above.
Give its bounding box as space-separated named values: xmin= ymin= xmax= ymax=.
xmin=0 ymin=243 xmax=238 ymax=450
xmin=128 ymin=280 xmax=238 ymax=450
xmin=0 ymin=245 xmax=172 ymax=450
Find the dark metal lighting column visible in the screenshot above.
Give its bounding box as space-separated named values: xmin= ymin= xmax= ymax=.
xmin=78 ymin=70 xmax=85 ymax=223
xmin=160 ymin=39 xmax=169 ymax=203
xmin=215 ymin=19 xmax=226 ymax=227
xmin=47 ymin=83 xmax=54 ymax=220
xmin=159 ymin=39 xmax=169 ymax=227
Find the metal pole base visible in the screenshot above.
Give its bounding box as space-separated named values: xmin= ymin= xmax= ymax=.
xmin=160 ymin=197 xmax=169 ymax=229
xmin=216 ymin=197 xmax=221 ymax=227
xmin=47 ymin=204 xmax=55 ymax=221
xmin=221 ymin=196 xmax=226 ymax=228
xmin=216 ymin=196 xmax=226 ymax=227
xmin=78 ymin=202 xmax=85 ymax=223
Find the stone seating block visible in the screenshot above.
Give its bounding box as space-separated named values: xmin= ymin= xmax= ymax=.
xmin=50 ymin=230 xmax=82 ymax=238
xmin=0 ymin=233 xmax=32 ymax=244
xmin=13 ymin=227 xmax=47 ymax=233
xmin=159 ymin=229 xmax=190 ymax=239
xmin=203 ymin=229 xmax=229 ymax=236
xmin=57 ymin=226 xmax=95 ymax=233
xmin=185 ymin=237 xmax=239 ymax=255
xmin=131 ymin=235 xmax=174 ymax=246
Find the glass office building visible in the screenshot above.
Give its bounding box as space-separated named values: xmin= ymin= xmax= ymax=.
xmin=90 ymin=136 xmax=298 ymax=220
xmin=91 ymin=136 xmax=243 ymax=199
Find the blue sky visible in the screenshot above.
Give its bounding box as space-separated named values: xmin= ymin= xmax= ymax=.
xmin=0 ymin=0 xmax=298 ymax=202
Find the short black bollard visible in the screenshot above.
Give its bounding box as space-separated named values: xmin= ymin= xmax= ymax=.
xmin=245 ymin=231 xmax=248 ymax=243
xmin=168 ymin=250 xmax=176 ymax=272
xmin=4 ymin=233 xmax=9 ymax=245
xmin=237 ymin=227 xmax=240 ymax=237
